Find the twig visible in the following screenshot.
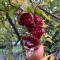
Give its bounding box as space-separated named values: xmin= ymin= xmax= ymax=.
xmin=6 ymin=13 xmax=26 ymax=59
xmin=6 ymin=13 xmax=21 ymax=46
xmin=6 ymin=13 xmax=20 ymax=40
xmin=0 ymin=45 xmax=6 ymax=49
xmin=38 ymin=7 xmax=60 ymax=21
xmin=30 ymin=0 xmax=34 ymax=8
xmin=6 ymin=14 xmax=19 ymax=35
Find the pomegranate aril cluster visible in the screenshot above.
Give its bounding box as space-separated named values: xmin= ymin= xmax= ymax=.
xmin=18 ymin=13 xmax=34 ymax=28
xmin=18 ymin=13 xmax=46 ymax=48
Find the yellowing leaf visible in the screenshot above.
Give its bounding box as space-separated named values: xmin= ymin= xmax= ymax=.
xmin=41 ymin=54 xmax=52 ymax=60
xmin=50 ymin=55 xmax=54 ymax=60
xmin=42 ymin=23 xmax=48 ymax=28
xmin=41 ymin=11 xmax=52 ymax=21
xmin=44 ymin=33 xmax=52 ymax=38
xmin=43 ymin=33 xmax=53 ymax=43
xmin=46 ymin=38 xmax=53 ymax=43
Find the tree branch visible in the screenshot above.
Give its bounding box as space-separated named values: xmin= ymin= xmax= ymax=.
xmin=6 ymin=13 xmax=20 ymax=38
xmin=6 ymin=13 xmax=22 ymax=46
xmin=6 ymin=13 xmax=26 ymax=58
xmin=38 ymin=7 xmax=60 ymax=21
xmin=0 ymin=45 xmax=6 ymax=49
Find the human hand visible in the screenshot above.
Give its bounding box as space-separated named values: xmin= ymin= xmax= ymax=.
xmin=26 ymin=44 xmax=44 ymax=60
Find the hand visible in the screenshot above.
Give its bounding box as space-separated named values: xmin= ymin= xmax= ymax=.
xmin=26 ymin=44 xmax=44 ymax=60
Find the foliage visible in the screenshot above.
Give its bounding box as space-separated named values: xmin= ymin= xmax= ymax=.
xmin=0 ymin=0 xmax=60 ymax=60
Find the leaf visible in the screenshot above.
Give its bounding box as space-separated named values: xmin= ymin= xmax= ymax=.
xmin=50 ymin=55 xmax=54 ymax=60
xmin=41 ymin=54 xmax=52 ymax=60
xmin=46 ymin=38 xmax=53 ymax=43
xmin=42 ymin=22 xmax=48 ymax=28
xmin=4 ymin=21 xmax=10 ymax=28
xmin=27 ymin=6 xmax=52 ymax=21
xmin=0 ymin=21 xmax=3 ymax=28
xmin=0 ymin=4 xmax=5 ymax=11
xmin=44 ymin=33 xmax=52 ymax=38
xmin=43 ymin=33 xmax=54 ymax=43
xmin=41 ymin=11 xmax=52 ymax=21
xmin=38 ymin=2 xmax=48 ymax=7
xmin=27 ymin=6 xmax=34 ymax=13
